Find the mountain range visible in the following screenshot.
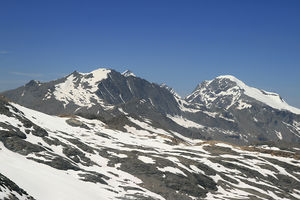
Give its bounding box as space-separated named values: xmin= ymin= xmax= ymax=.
xmin=3 ymin=68 xmax=300 ymax=146
xmin=0 ymin=68 xmax=300 ymax=200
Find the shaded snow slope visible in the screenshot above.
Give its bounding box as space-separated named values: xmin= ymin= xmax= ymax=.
xmin=0 ymin=142 xmax=115 ymax=200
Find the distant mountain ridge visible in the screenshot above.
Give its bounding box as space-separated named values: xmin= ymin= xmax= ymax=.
xmin=2 ymin=68 xmax=300 ymax=145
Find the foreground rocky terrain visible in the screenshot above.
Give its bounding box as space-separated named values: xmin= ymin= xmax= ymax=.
xmin=0 ymin=95 xmax=300 ymax=200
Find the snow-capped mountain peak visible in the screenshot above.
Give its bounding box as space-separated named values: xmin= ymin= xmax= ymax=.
xmin=217 ymin=75 xmax=300 ymax=114
xmin=187 ymin=75 xmax=300 ymax=114
xmin=80 ymin=68 xmax=111 ymax=87
xmin=79 ymin=68 xmax=111 ymax=80
xmin=122 ymin=70 xmax=136 ymax=77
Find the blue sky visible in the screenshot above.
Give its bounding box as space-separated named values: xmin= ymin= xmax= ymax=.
xmin=0 ymin=0 xmax=300 ymax=107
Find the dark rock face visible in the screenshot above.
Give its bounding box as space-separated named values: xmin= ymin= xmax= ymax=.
xmin=31 ymin=156 xmax=80 ymax=171
xmin=2 ymin=137 xmax=45 ymax=156
xmin=78 ymin=172 xmax=108 ymax=185
xmin=65 ymin=118 xmax=90 ymax=129
xmin=96 ymin=70 xmax=180 ymax=115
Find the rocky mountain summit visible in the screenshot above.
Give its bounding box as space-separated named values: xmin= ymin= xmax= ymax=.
xmin=1 ymin=68 xmax=300 ymax=199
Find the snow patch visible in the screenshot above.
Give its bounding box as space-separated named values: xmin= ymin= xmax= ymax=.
xmin=167 ymin=115 xmax=205 ymax=129
xmin=275 ymin=130 xmax=283 ymax=140
xmin=157 ymin=166 xmax=187 ymax=177
xmin=138 ymin=156 xmax=155 ymax=164
xmin=236 ymin=100 xmax=252 ymax=110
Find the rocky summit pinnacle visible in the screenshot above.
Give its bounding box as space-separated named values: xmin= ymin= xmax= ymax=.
xmin=122 ymin=69 xmax=136 ymax=77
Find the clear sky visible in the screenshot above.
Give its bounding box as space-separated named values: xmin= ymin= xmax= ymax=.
xmin=1 ymin=0 xmax=300 ymax=108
